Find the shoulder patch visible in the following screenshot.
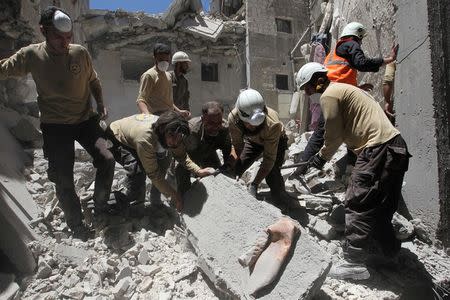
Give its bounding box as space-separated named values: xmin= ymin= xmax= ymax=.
xmin=70 ymin=63 xmax=81 ymax=75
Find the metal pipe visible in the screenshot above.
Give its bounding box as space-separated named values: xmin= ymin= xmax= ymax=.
xmin=290 ymin=25 xmax=312 ymax=59
xmin=280 ymin=161 xmax=309 ymax=169
xmin=290 ymin=25 xmax=312 ymax=89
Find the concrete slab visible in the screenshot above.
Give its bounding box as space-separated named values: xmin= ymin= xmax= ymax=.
xmin=182 ymin=174 xmax=331 ymax=299
xmin=0 ymin=125 xmax=39 ymax=274
xmin=178 ymin=15 xmax=224 ymax=41
xmin=53 ymin=244 xmax=96 ymax=266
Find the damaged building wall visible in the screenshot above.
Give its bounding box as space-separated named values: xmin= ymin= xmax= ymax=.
xmin=82 ymin=9 xmax=246 ymax=118
xmin=427 ymin=0 xmax=450 ymax=247
xmin=395 ymin=0 xmax=445 ymax=244
xmin=246 ymin=0 xmax=310 ymax=119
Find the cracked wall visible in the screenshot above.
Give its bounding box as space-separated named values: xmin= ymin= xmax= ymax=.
xmin=246 ymin=0 xmax=310 ymax=119
xmin=395 ymin=0 xmax=449 ymax=245
xmin=82 ymin=9 xmax=246 ymax=118
xmin=426 ymin=0 xmax=450 ymax=246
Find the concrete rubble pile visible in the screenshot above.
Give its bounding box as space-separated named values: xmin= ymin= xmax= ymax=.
xmin=10 ymin=148 xmax=217 ymax=300
xmin=2 ymin=129 xmax=450 ymax=299
xmin=0 ymin=131 xmax=447 ymax=300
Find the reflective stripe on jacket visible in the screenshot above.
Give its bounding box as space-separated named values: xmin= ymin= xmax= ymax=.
xmin=324 ymin=39 xmax=358 ymax=86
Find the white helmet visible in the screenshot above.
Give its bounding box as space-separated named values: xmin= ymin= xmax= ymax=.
xmin=296 ymin=62 xmax=328 ymax=90
xmin=236 ymin=89 xmax=266 ymax=126
xmin=172 ymin=51 xmax=191 ymax=64
xmin=340 ymin=22 xmax=367 ymax=39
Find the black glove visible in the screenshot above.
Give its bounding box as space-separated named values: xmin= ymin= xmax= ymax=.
xmin=289 ymin=160 xmax=309 ymax=179
xmin=248 ymin=182 xmax=258 ymax=198
xmin=309 ymin=153 xmax=327 ymax=170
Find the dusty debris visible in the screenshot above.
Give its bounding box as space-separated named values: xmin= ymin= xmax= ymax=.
xmin=392 ymin=212 xmax=415 ymax=240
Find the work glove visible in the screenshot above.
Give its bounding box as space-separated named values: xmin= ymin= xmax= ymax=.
xmin=309 ymin=153 xmax=327 ymax=170
xmin=247 ymin=182 xmax=258 ymax=198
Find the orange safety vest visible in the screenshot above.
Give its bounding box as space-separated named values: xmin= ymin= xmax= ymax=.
xmin=324 ymin=39 xmax=358 ymax=86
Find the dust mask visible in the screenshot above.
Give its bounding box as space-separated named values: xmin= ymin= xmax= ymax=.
xmin=157 ymin=61 xmax=169 ymax=72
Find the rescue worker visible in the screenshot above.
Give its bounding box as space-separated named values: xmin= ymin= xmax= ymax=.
xmin=228 ymin=89 xmax=294 ymax=209
xmin=106 ymin=111 xmax=215 ymax=211
xmin=170 ymin=51 xmax=192 ymax=112
xmin=297 ymin=62 xmax=411 ymax=280
xmin=292 ymin=22 xmax=398 ymax=176
xmin=0 ymin=6 xmax=115 ymax=241
xmin=136 ymin=43 xmax=190 ymax=119
xmin=176 ymin=101 xmax=233 ymax=194
xmin=324 ymin=21 xmax=398 ymax=87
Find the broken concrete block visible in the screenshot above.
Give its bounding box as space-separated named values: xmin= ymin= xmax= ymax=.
xmin=178 ymin=14 xmax=224 ymax=42
xmin=182 ymin=174 xmax=331 ymax=299
xmin=61 ymin=287 xmax=85 ymax=300
xmin=137 ymin=265 xmax=162 ymax=277
xmin=142 ymin=240 xmax=156 ymax=252
xmin=112 ymin=278 xmax=130 ymax=299
xmin=116 ymin=266 xmax=132 ymax=283
xmin=299 ymin=194 xmax=333 ymax=213
xmin=138 ymin=277 xmax=153 ymax=292
xmin=308 ymin=216 xmax=337 ymax=241
xmin=36 ymin=260 xmax=52 ymax=279
xmin=124 ymin=244 xmax=140 ymax=258
xmin=392 ymin=212 xmax=415 ymax=240
xmin=53 ymin=244 xmax=95 ymax=266
xmin=159 ymin=291 xmax=173 ymax=300
xmin=173 ymin=265 xmax=197 ymax=282
xmin=411 ymin=218 xmax=432 ymax=244
xmin=138 ymin=249 xmax=150 ymax=265
xmin=29 ymin=173 xmax=41 ymax=182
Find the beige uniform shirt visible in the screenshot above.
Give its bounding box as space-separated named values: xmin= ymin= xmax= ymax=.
xmin=228 ymin=107 xmax=284 ymax=171
xmin=0 ymin=42 xmax=98 ymax=124
xmin=137 ymin=66 xmax=173 ymax=114
xmin=319 ymin=82 xmax=400 ymax=160
xmin=109 ymin=114 xmax=200 ymax=197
